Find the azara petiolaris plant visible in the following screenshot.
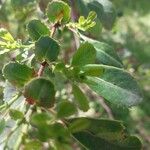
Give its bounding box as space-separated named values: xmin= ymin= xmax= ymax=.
xmin=0 ymin=0 xmax=143 ymax=149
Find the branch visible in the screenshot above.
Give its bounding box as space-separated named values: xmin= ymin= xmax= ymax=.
xmin=37 ymin=61 xmax=47 ymax=77
xmin=70 ymin=0 xmax=78 ymax=21
xmin=98 ymin=97 xmax=114 ymax=119
xmin=70 ymin=0 xmax=80 ymax=49
xmin=37 ymin=23 xmax=59 ymax=77
xmin=85 ymin=86 xmax=114 ymax=119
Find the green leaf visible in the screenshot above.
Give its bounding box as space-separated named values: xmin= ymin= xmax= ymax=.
xmin=75 ymin=11 xmax=97 ymax=31
xmin=67 ymin=118 xmax=91 ymax=133
xmin=46 ymin=0 xmax=71 ymax=24
xmin=47 ymin=123 xmax=69 ymax=138
xmin=81 ymin=64 xmax=104 ymax=77
xmin=57 ymin=100 xmax=76 ymax=118
xmin=27 ymin=20 xmax=50 ymax=41
xmin=35 ymin=123 xmax=69 ymax=141
xmin=2 ymin=62 xmax=34 ymax=87
xmin=87 ymin=0 xmax=116 ymax=30
xmin=81 ymin=35 xmax=123 ymax=68
xmin=24 ymin=78 xmax=55 ymax=108
xmin=0 ymin=28 xmax=14 ymax=42
xmin=68 ymin=118 xmax=124 ymax=140
xmin=74 ymin=132 xmax=141 ymax=150
xmin=76 ymin=0 xmax=116 ymax=29
xmin=31 ymin=112 xmax=52 ymax=127
xmin=68 ymin=118 xmax=142 ymax=150
xmin=86 ymin=19 xmax=102 ymax=38
xmin=0 ymin=28 xmax=16 ymax=55
xmin=35 ymin=36 xmax=60 ymax=62
xmin=71 ymin=42 xmax=96 ymax=67
xmin=0 ymin=119 xmax=5 ymax=135
xmin=72 ymin=84 xmax=89 ymax=112
xmin=9 ymin=109 xmax=24 ymax=120
xmin=82 ymin=64 xmax=142 ymax=107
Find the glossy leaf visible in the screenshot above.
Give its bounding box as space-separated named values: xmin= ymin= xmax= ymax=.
xmin=81 ymin=35 xmax=123 ymax=68
xmin=68 ymin=118 xmax=91 ymax=133
xmin=35 ymin=36 xmax=60 ymax=62
xmin=0 ymin=119 xmax=5 ymax=135
xmin=74 ymin=132 xmax=141 ymax=150
xmin=24 ymin=78 xmax=55 ymax=107
xmin=57 ymin=100 xmax=76 ymax=118
xmin=9 ymin=109 xmax=24 ymax=120
xmin=46 ymin=1 xmax=71 ymax=23
xmin=27 ymin=20 xmax=50 ymax=41
xmin=68 ymin=118 xmax=141 ymax=150
xmin=72 ymin=84 xmax=89 ymax=112
xmin=71 ymin=42 xmax=96 ymax=67
xmin=2 ymin=62 xmax=34 ymax=87
xmin=82 ymin=64 xmax=142 ymax=107
xmin=68 ymin=117 xmax=124 ymax=140
xmin=81 ymin=64 xmax=104 ymax=77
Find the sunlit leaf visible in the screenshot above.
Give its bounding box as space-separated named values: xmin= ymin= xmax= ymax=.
xmin=2 ymin=62 xmax=34 ymax=87
xmin=71 ymin=42 xmax=96 ymax=67
xmin=81 ymin=35 xmax=123 ymax=68
xmin=46 ymin=1 xmax=71 ymax=24
xmin=27 ymin=20 xmax=50 ymax=41
xmin=82 ymin=64 xmax=142 ymax=107
xmin=35 ymin=36 xmax=60 ymax=62
xmin=0 ymin=28 xmax=14 ymax=42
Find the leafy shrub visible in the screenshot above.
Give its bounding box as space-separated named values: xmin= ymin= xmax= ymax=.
xmin=0 ymin=0 xmax=143 ymax=149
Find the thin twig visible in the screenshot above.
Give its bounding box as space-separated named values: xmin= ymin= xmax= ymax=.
xmin=98 ymin=97 xmax=114 ymax=119
xmin=85 ymin=86 xmax=114 ymax=119
xmin=70 ymin=0 xmax=78 ymax=21
xmin=50 ymin=23 xmax=60 ymax=37
xmin=37 ymin=23 xmax=59 ymax=77
xmin=37 ymin=61 xmax=47 ymax=77
xmin=70 ymin=0 xmax=80 ymax=49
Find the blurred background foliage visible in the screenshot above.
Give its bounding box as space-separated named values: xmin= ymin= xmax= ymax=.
xmin=0 ymin=0 xmax=149 ymax=149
